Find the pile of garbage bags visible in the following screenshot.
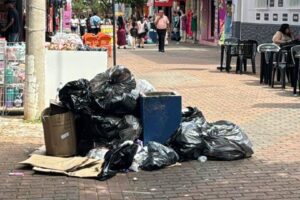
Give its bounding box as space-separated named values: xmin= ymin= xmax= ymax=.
xmin=57 ymin=65 xmax=253 ymax=181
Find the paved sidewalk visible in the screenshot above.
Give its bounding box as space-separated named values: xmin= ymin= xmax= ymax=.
xmin=1 ymin=44 xmax=300 ymax=200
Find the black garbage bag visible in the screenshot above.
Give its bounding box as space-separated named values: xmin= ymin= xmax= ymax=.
xmin=58 ymin=79 xmax=93 ymax=115
xmin=98 ymin=141 xmax=138 ymax=181
xmin=141 ymin=141 xmax=179 ymax=171
xmin=167 ymin=107 xmax=208 ymax=161
xmin=91 ymin=115 xmax=142 ymax=147
xmin=203 ymin=120 xmax=254 ymax=161
xmin=91 ymin=115 xmax=123 ymax=141
xmin=90 ymin=65 xmax=137 ymax=115
xmin=94 ymin=93 xmax=137 ymax=115
xmin=167 ymin=121 xmax=206 ymax=161
xmin=181 ymin=107 xmax=207 ymax=125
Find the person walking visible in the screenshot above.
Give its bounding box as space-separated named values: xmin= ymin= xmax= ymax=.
xmin=71 ymin=15 xmax=79 ymax=34
xmin=155 ymin=10 xmax=169 ymax=53
xmin=79 ymin=15 xmax=87 ymax=36
xmin=130 ymin=21 xmax=138 ymax=49
xmin=172 ymin=11 xmax=181 ymax=44
xmin=90 ymin=12 xmax=101 ymax=34
xmin=137 ymin=17 xmax=147 ymax=48
xmin=117 ymin=16 xmax=127 ymax=49
xmin=86 ymin=14 xmax=92 ymax=33
xmin=1 ymin=0 xmax=20 ymax=42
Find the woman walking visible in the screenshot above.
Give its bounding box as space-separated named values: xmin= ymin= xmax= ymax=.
xmin=117 ymin=16 xmax=127 ymax=49
xmin=137 ymin=17 xmax=147 ymax=48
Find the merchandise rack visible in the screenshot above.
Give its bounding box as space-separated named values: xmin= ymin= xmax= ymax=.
xmin=0 ymin=41 xmax=26 ymax=115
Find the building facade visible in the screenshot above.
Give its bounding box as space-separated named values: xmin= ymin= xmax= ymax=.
xmin=233 ymin=0 xmax=300 ymax=44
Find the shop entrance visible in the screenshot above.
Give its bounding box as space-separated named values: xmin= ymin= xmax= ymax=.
xmin=200 ymin=0 xmax=216 ymax=44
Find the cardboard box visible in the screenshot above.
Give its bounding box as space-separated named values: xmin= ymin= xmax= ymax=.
xmin=42 ymin=107 xmax=77 ymax=157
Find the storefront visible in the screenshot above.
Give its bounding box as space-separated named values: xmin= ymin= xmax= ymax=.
xmin=46 ymin=0 xmax=72 ymax=39
xmin=185 ymin=0 xmax=232 ymax=46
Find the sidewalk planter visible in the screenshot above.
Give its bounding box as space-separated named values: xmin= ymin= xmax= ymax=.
xmin=140 ymin=92 xmax=182 ymax=144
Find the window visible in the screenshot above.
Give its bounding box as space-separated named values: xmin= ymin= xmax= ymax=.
xmin=282 ymin=13 xmax=288 ymax=21
xmin=293 ymin=14 xmax=299 ymax=21
xmin=264 ymin=13 xmax=269 ymax=20
xmin=256 ymin=0 xmax=268 ymax=8
xmin=270 ymin=0 xmax=275 ymax=7
xmin=273 ymin=13 xmax=278 ymax=21
xmin=288 ymin=0 xmax=300 ymax=8
xmin=278 ymin=0 xmax=284 ymax=7
xmin=256 ymin=13 xmax=261 ymax=20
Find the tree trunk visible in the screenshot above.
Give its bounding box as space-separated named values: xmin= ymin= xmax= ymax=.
xmin=24 ymin=0 xmax=46 ymax=120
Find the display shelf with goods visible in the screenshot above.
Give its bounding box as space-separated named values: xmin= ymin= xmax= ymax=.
xmin=0 ymin=39 xmax=6 ymax=112
xmin=1 ymin=42 xmax=25 ymax=115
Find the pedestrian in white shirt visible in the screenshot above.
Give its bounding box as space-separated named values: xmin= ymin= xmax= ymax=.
xmin=71 ymin=15 xmax=79 ymax=34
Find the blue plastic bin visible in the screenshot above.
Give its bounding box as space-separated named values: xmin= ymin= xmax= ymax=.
xmin=139 ymin=92 xmax=182 ymax=144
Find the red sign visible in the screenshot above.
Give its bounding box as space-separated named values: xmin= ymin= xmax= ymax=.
xmin=155 ymin=0 xmax=173 ymax=7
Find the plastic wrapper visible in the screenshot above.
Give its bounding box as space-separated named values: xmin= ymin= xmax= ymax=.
xmin=203 ymin=120 xmax=254 ymax=161
xmin=90 ymin=65 xmax=137 ymax=115
xmin=98 ymin=141 xmax=138 ymax=181
xmin=140 ymin=141 xmax=179 ymax=171
xmin=87 ymin=148 xmax=109 ymax=160
xmin=51 ymin=33 xmax=83 ymax=48
xmin=131 ymin=79 xmax=155 ymax=98
xmin=58 ymin=79 xmax=94 ymax=115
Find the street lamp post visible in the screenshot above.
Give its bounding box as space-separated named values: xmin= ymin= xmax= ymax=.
xmin=112 ymin=0 xmax=117 ymax=65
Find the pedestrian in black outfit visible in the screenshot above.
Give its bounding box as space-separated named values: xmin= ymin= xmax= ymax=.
xmin=154 ymin=10 xmax=169 ymax=53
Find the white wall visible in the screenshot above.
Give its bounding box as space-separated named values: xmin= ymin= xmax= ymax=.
xmin=45 ymin=50 xmax=108 ymax=107
xmin=235 ymin=0 xmax=300 ymax=26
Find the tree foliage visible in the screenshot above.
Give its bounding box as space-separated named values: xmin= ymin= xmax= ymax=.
xmin=72 ymin=0 xmax=147 ymax=16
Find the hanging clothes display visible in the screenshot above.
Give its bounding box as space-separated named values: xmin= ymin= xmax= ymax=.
xmin=47 ymin=5 xmax=54 ymax=33
xmin=218 ymin=0 xmax=227 ymax=44
xmin=187 ymin=9 xmax=193 ymax=37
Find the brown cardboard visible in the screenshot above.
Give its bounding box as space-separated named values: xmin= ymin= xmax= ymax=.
xmin=42 ymin=108 xmax=77 ymax=157
xmin=20 ymin=154 xmax=103 ymax=178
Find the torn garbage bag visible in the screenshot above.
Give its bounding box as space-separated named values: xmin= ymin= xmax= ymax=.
xmin=59 ymin=79 xmax=93 ymax=115
xmin=98 ymin=141 xmax=138 ymax=181
xmin=203 ymin=120 xmax=254 ymax=161
xmin=140 ymin=141 xmax=179 ymax=171
xmin=90 ymin=65 xmax=137 ymax=115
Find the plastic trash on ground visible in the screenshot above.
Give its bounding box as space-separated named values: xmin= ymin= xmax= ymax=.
xmin=167 ymin=107 xmax=207 ymax=161
xmin=90 ymin=65 xmax=137 ymax=115
xmin=140 ymin=141 xmax=179 ymax=171
xmin=87 ymin=148 xmax=109 ymax=160
xmin=98 ymin=141 xmax=138 ymax=181
xmin=203 ymin=120 xmax=254 ymax=161
xmin=58 ymin=79 xmax=93 ymax=115
xmin=131 ymin=79 xmax=155 ymax=98
xmin=91 ymin=115 xmax=142 ymax=147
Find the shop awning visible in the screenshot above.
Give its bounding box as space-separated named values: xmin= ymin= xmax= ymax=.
xmin=154 ymin=0 xmax=173 ymax=7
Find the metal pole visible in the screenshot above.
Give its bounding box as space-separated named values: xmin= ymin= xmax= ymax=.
xmin=112 ymin=0 xmax=117 ymax=65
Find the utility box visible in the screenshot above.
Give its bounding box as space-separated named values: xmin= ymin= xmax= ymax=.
xmin=140 ymin=92 xmax=182 ymax=144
